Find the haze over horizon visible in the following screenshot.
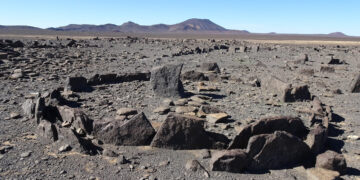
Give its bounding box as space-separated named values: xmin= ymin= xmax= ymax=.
xmin=1 ymin=0 xmax=359 ymax=36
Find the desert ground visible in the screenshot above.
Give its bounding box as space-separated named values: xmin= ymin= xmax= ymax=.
xmin=0 ymin=33 xmax=360 ymax=180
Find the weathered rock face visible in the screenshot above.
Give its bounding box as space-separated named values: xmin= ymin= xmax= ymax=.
xmin=36 ymin=120 xmax=58 ymax=143
xmin=350 ymin=73 xmax=360 ymax=93
xmin=22 ymin=99 xmax=35 ymax=119
xmin=93 ymin=112 xmax=155 ymax=146
xmin=305 ymin=124 xmax=328 ymax=155
xmin=150 ymin=113 xmax=226 ymax=149
xmin=65 ymin=76 xmax=90 ymax=92
xmin=57 ymin=106 xmax=93 ymax=134
xmin=247 ymin=131 xmax=311 ymax=170
xmin=228 ymin=116 xmax=308 ymax=149
xmin=53 ymin=128 xmax=100 ymax=155
xmin=200 ymin=62 xmax=220 ymax=73
xmin=261 ymin=76 xmax=311 ymax=102
xmin=210 ymin=149 xmax=249 ymax=173
xmin=150 ymin=63 xmax=184 ymax=98
xmin=316 ymin=150 xmax=347 ymax=175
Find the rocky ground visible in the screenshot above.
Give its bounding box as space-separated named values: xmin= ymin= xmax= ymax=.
xmin=0 ymin=36 xmax=360 ymax=180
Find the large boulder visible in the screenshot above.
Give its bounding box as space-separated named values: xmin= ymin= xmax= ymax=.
xmin=246 ymin=131 xmax=311 ymax=170
xmin=93 ymin=112 xmax=155 ymax=146
xmin=210 ymin=149 xmax=249 ymax=173
xmin=150 ymin=63 xmax=184 ymax=98
xmin=228 ymin=116 xmax=308 ymax=149
xmin=150 ymin=113 xmax=224 ymax=149
xmin=316 ymin=150 xmax=347 ymax=175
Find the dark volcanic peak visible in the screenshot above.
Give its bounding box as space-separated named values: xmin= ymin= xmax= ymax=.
xmin=169 ymin=18 xmax=227 ymax=32
xmin=328 ymin=32 xmax=348 ymax=37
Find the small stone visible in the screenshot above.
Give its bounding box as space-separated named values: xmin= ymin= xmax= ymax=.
xmin=116 ymin=108 xmax=137 ymax=116
xmin=76 ymin=128 xmax=85 ymax=136
xmin=10 ymin=112 xmax=21 ymax=119
xmin=118 ymin=155 xmax=128 ymax=164
xmin=61 ymin=121 xmax=71 ymax=127
xmin=59 ymin=144 xmax=72 ymax=153
xmin=153 ymin=106 xmax=170 ymax=115
xmin=20 ymin=151 xmax=32 ymax=158
xmin=347 ymin=135 xmax=359 ymax=140
xmin=206 ymin=113 xmax=229 ymax=123
xmin=175 ymin=106 xmax=197 ymax=114
xmin=158 ymin=160 xmax=170 ymax=166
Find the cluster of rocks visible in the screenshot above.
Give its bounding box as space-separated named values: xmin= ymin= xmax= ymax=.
xmin=20 ymin=61 xmax=348 ymax=178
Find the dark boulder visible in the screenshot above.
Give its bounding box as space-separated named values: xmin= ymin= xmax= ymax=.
xmin=93 ymin=112 xmax=155 ymax=146
xmin=228 ymin=116 xmax=308 ymax=149
xmin=247 ymin=131 xmax=311 ymax=170
xmin=150 ymin=63 xmax=184 ymax=98
xmin=210 ymin=149 xmax=249 ymax=173
xmin=150 ymin=113 xmax=224 ymax=149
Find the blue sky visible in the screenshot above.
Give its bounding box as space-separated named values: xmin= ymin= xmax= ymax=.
xmin=1 ymin=0 xmax=359 ymax=35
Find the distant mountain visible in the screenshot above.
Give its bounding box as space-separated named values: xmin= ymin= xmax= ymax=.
xmin=47 ymin=18 xmax=246 ymax=33
xmin=328 ymin=32 xmax=348 ymax=37
xmin=0 ymin=25 xmax=41 ymax=30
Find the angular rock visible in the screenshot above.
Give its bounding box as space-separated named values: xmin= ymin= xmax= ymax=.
xmin=116 ymin=108 xmax=138 ymax=116
xmin=151 ymin=113 xmax=216 ymax=149
xmin=34 ymin=97 xmax=46 ymax=124
xmin=153 ymin=106 xmax=170 ymax=115
xmin=53 ymin=128 xmax=100 ymax=155
xmin=57 ymin=106 xmax=93 ymax=134
xmin=22 ymin=99 xmax=35 ymax=119
xmin=228 ymin=116 xmax=308 ymax=149
xmin=36 ymin=120 xmax=58 ymax=143
xmin=175 ymin=106 xmax=197 ymax=114
xmin=93 ymin=112 xmax=155 ymax=146
xmin=305 ymin=124 xmax=328 ymax=154
xmin=200 ymin=62 xmax=220 ymax=73
xmin=210 ymin=149 xmax=249 ymax=173
xmin=206 ymin=113 xmax=229 ymax=123
xmin=150 ymin=63 xmax=184 ymax=98
xmin=350 ymin=73 xmax=360 ymax=93
xmin=316 ymin=150 xmax=347 ymax=174
xmin=247 ymin=131 xmax=310 ymax=170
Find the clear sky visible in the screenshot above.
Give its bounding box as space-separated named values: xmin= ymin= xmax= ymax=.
xmin=1 ymin=0 xmax=359 ymax=36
